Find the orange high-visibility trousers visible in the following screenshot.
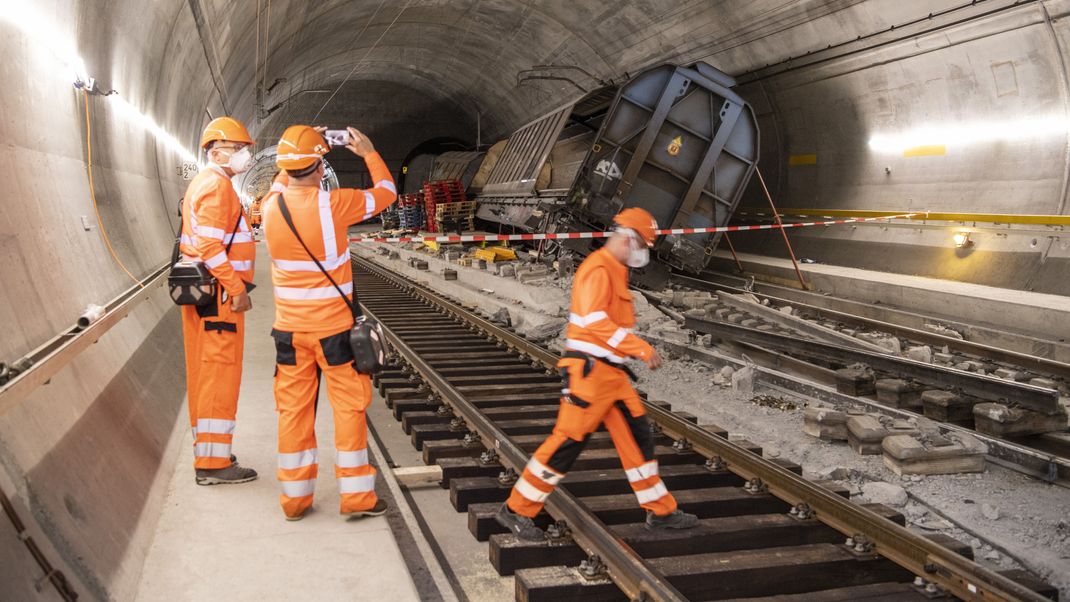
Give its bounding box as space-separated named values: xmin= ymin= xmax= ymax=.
xmin=181 ymin=299 xmax=245 ymax=470
xmin=272 ymin=328 xmax=377 ymax=518
xmin=506 ymin=356 xmax=677 ymax=518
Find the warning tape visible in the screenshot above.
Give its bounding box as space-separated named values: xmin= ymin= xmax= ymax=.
xmin=348 ymin=213 xmax=919 ymax=244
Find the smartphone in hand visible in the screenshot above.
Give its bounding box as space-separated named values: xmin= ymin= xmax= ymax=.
xmin=324 ymin=129 xmax=350 ymax=147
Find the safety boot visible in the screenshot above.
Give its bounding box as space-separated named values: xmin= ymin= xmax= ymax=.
xmin=495 ymin=502 xmax=545 ymax=541
xmin=645 ymin=509 xmax=699 ymax=530
xmin=342 ymin=499 xmax=388 ymax=518
xmin=195 ymin=462 xmax=258 ymax=485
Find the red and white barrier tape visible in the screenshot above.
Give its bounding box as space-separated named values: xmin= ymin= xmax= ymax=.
xmin=349 ymin=213 xmax=919 ymax=244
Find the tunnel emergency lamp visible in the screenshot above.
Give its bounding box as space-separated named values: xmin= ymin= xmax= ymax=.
xmin=868 ymin=115 xmax=1070 ymax=155
xmin=0 ymin=2 xmax=198 ymax=165
xmin=953 ymin=232 xmax=972 ymax=248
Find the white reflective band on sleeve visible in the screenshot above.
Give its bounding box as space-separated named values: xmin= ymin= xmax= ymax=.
xmin=361 ymin=191 xmax=376 ymax=221
xmin=569 ymin=311 xmax=608 ymax=327
xmin=195 ymin=418 xmax=235 ymax=435
xmin=338 ymin=474 xmax=376 ymax=494
xmin=607 ymin=327 xmax=631 ymax=349
xmin=525 ymin=458 xmax=563 ymax=486
xmin=230 ymin=260 xmax=254 ymax=271
xmin=375 ymin=180 xmax=396 ymax=194
xmin=624 ymin=461 xmax=659 ymax=483
xmin=564 ymin=339 xmax=627 ymax=364
xmin=318 ymin=190 xmax=338 ymax=263
xmin=278 ymin=449 xmax=318 ymax=470
xmin=180 ymin=234 xmax=194 ymax=246
xmin=195 ymin=225 xmax=226 ymax=240
xmin=514 ymin=477 xmax=550 ymax=503
xmin=272 ymin=254 xmax=350 ymax=272
xmin=633 ymin=481 xmax=669 ymax=504
xmin=280 ymin=479 xmax=315 ymax=498
xmin=194 ymin=442 xmax=232 ymax=458
xmin=336 ymin=449 xmax=369 ymax=468
xmin=270 ymin=182 xmax=286 ymax=193
xmin=274 ymin=281 xmax=353 ymax=300
xmin=204 ymin=252 xmax=228 ymax=269
xmin=222 ymin=232 xmax=254 ymax=244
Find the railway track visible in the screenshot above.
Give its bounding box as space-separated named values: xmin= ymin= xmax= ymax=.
xmin=659 ymin=274 xmax=1070 ymax=486
xmin=351 ymin=253 xmax=1055 ymax=602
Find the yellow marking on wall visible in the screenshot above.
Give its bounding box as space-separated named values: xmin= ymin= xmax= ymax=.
xmin=902 ymin=145 xmax=946 ymax=157
xmin=788 ymin=154 xmax=818 ymax=166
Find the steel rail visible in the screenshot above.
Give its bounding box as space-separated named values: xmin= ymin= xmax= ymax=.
xmin=672 ymin=273 xmax=1070 ymax=379
xmin=353 ymin=256 xmax=687 ymax=602
xmin=352 ymin=251 xmax=1046 ymax=602
xmin=0 ymin=262 xmax=169 ymax=416
xmin=685 ymin=317 xmax=1061 ymax=415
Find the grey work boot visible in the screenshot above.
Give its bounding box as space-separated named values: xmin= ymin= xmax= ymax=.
xmin=645 ymin=509 xmax=699 ymax=530
xmin=495 ymin=502 xmax=545 ymax=541
xmin=342 ymin=499 xmax=388 ymax=518
xmin=195 ymin=462 xmax=258 ymax=485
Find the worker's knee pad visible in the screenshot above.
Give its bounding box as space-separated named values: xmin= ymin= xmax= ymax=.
xmin=546 ymin=435 xmax=590 ymax=474
xmin=616 ymin=401 xmax=655 ymax=461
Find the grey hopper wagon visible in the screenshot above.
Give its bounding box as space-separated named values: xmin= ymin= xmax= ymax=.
xmin=473 ymin=62 xmax=759 ymax=287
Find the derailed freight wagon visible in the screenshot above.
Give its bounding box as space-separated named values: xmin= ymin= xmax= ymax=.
xmin=453 ymin=61 xmax=759 ymax=287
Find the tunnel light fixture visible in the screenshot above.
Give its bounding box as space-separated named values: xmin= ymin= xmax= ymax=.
xmin=953 ymin=232 xmax=972 ymax=248
xmin=868 ymin=115 xmax=1070 ymax=155
xmin=0 ymin=2 xmax=199 ymax=165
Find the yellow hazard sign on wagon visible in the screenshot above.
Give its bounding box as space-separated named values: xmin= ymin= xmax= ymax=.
xmin=667 ymin=135 xmax=683 ymax=156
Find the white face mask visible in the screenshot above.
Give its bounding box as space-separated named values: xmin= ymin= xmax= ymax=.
xmin=619 ymin=229 xmax=650 ymax=268
xmin=219 ymin=146 xmax=253 ymax=174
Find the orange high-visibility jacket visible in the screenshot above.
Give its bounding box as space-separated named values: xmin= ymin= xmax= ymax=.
xmin=179 ymin=164 xmax=256 ymax=297
xmin=262 ymin=152 xmax=397 ymax=333
xmin=563 ymin=247 xmax=654 ymax=363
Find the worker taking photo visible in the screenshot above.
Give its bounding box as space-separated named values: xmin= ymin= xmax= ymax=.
xmin=261 ymin=125 xmax=397 ymax=521
xmin=496 ymin=207 xmax=699 ymax=539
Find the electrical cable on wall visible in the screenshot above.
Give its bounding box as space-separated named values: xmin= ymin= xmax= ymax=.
xmin=81 ymin=89 xmax=145 ymax=288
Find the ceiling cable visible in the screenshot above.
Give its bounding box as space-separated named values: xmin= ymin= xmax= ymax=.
xmin=312 ymin=0 xmax=414 ymax=121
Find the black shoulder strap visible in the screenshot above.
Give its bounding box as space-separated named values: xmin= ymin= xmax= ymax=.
xmin=276 ymin=193 xmax=361 ymax=319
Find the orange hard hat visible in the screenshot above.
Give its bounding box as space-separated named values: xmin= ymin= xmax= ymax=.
xmin=200 ymin=116 xmax=253 ymax=149
xmin=614 ymin=207 xmax=658 ymax=247
xmin=276 ymin=125 xmax=329 ymax=170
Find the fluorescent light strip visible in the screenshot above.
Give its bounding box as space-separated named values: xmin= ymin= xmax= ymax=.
xmin=0 ymin=2 xmax=199 ymax=164
xmin=868 ymin=115 xmax=1070 ymax=155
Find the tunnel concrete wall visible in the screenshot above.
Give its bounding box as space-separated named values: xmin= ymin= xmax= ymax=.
xmin=2 ymin=1 xmax=1068 ymax=600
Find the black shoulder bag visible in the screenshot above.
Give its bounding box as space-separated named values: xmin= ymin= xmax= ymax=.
xmin=276 ymin=193 xmax=389 ymax=374
xmin=168 ymin=206 xmax=244 ymax=306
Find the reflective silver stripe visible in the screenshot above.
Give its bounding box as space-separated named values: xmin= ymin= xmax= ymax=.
xmin=231 ymin=260 xmax=253 ymax=271
xmin=277 ymin=152 xmax=323 ymax=161
xmin=336 ymin=449 xmax=369 ymax=468
xmin=514 ymin=478 xmax=550 ymax=503
xmin=569 ymin=311 xmax=608 ymax=327
xmin=204 ymin=252 xmax=228 ymax=269
xmin=196 ymin=418 xmax=235 ymax=435
xmin=338 ymin=475 xmax=376 ymax=494
xmin=375 ymin=180 xmax=396 ymax=194
xmin=274 ymin=281 xmax=353 ymax=300
xmin=564 ymin=339 xmax=627 ymax=364
xmin=624 ymin=461 xmax=659 ymax=483
xmin=281 ymin=479 xmax=315 ymax=498
xmin=194 ymin=442 xmax=232 ymax=458
xmin=525 ymin=458 xmax=563 ymax=486
xmin=633 ymin=481 xmax=669 ymax=504
xmin=272 ymin=254 xmax=349 ymax=272
xmin=180 ymin=234 xmax=195 ymax=246
xmin=607 ymin=327 xmax=631 ymax=349
xmin=270 ymin=182 xmax=286 ymax=193
xmin=222 ymin=232 xmax=254 ymax=244
xmin=195 ymin=225 xmax=226 ymax=240
xmin=318 ymin=190 xmax=338 ymax=264
xmin=278 ymin=449 xmax=318 ymax=470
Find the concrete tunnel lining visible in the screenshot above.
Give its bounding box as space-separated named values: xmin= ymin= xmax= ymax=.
xmin=2 ymin=1 xmax=1070 ymax=599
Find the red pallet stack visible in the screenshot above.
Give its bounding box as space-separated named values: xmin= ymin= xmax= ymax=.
xmin=421 ymin=180 xmax=466 ymax=233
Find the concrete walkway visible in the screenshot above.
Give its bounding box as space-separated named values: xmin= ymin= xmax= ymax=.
xmin=135 ymin=244 xmax=419 ymax=601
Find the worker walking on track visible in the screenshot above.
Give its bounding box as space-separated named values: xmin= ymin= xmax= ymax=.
xmin=262 ymin=125 xmax=397 ymax=521
xmin=497 ymin=207 xmax=699 ymax=539
xmin=180 ymin=117 xmax=258 ymax=485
